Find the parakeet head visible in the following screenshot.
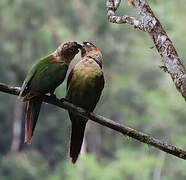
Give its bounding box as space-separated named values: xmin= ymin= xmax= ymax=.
xmin=81 ymin=42 xmax=99 ymax=56
xmin=81 ymin=41 xmax=103 ymax=67
xmin=55 ymin=41 xmax=82 ymax=65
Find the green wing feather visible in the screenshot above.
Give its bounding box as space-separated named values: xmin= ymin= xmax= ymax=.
xmin=19 ymin=54 xmax=53 ymax=98
xmin=19 ymin=54 xmax=68 ymax=100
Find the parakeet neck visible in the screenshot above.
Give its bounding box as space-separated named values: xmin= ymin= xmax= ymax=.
xmin=53 ymin=51 xmax=69 ymax=65
xmin=83 ymin=51 xmax=102 ymax=68
xmin=53 ymin=50 xmax=62 ymax=61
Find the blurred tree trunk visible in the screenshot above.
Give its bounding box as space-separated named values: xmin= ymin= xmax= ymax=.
xmin=153 ymin=151 xmax=166 ymax=180
xmin=10 ymin=64 xmax=25 ymax=153
xmin=81 ymin=132 xmax=87 ymax=155
xmin=86 ymin=122 xmax=102 ymax=157
xmin=11 ymin=99 xmax=24 ymax=153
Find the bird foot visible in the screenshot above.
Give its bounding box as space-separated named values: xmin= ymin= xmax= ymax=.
xmin=85 ymin=110 xmax=91 ymax=116
xmin=159 ymin=65 xmax=168 ymax=72
xmin=50 ymin=93 xmax=56 ymax=99
xmin=60 ymin=98 xmax=66 ymax=102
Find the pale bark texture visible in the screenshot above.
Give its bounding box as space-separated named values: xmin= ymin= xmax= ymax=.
xmin=11 ymin=100 xmax=24 ymax=153
xmin=106 ymin=0 xmax=186 ymax=101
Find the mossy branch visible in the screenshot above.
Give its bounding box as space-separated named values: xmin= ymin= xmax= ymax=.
xmin=0 ymin=82 xmax=186 ymax=160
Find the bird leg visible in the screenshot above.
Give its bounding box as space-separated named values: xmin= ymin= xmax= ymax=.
xmin=50 ymin=90 xmax=56 ymax=98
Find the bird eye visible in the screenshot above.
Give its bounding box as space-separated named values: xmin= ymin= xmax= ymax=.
xmin=68 ymin=47 xmax=75 ymax=52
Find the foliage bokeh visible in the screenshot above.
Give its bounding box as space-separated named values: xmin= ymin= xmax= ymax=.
xmin=0 ymin=0 xmax=186 ymax=179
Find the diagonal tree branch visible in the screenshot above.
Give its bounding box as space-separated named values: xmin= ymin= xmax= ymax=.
xmin=106 ymin=0 xmax=186 ymax=101
xmin=0 ymin=82 xmax=186 ymax=160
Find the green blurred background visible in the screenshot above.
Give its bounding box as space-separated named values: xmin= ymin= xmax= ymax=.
xmin=0 ymin=0 xmax=186 ymax=179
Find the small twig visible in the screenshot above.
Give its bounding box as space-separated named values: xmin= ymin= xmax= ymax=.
xmin=106 ymin=0 xmax=144 ymax=29
xmin=114 ymin=0 xmax=121 ymax=10
xmin=106 ymin=0 xmax=186 ymax=101
xmin=0 ymin=82 xmax=186 ymax=160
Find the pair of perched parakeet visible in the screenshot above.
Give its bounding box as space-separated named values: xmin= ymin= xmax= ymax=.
xmin=19 ymin=41 xmax=105 ymax=163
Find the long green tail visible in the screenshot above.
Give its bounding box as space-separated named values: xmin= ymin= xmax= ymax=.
xmin=69 ymin=112 xmax=87 ymax=164
xmin=25 ymin=97 xmax=42 ymax=144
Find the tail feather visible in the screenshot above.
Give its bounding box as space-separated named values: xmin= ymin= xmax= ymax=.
xmin=69 ymin=112 xmax=87 ymax=163
xmin=25 ymin=97 xmax=42 ymax=144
